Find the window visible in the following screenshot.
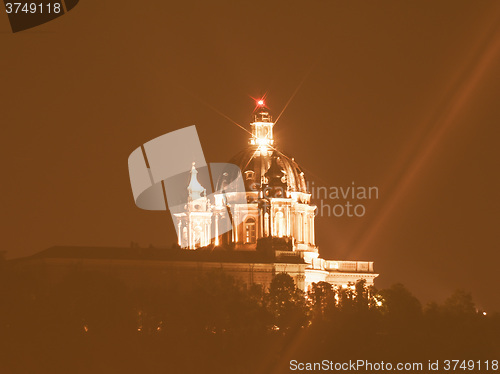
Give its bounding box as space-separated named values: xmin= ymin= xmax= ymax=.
xmin=244 ymin=170 xmax=255 ymax=180
xmin=182 ymin=227 xmax=188 ymax=246
xmin=264 ymin=213 xmax=269 ymax=237
xmin=304 ymin=216 xmax=309 ymax=244
xmin=194 ymin=226 xmax=202 ymax=248
xmin=275 ymin=211 xmax=284 ymax=238
xmin=244 ymin=217 xmax=256 ymax=244
xmin=297 ymin=213 xmax=303 ymax=242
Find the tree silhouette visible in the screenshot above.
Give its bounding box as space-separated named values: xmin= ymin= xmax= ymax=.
xmin=379 ymin=283 xmax=422 ymax=318
xmin=265 ymin=273 xmax=309 ymax=332
xmin=308 ymin=281 xmax=335 ymax=321
xmin=378 ymin=282 xmax=422 ymax=340
xmin=1 ymin=261 xmax=499 ymax=374
xmin=444 ymin=289 xmax=476 ymax=316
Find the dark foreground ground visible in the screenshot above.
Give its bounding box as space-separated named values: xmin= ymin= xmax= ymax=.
xmin=1 ymin=265 xmax=498 ymax=373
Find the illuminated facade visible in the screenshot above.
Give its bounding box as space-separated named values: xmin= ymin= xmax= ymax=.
xmin=12 ymin=103 xmax=377 ymax=296
xmin=174 ymin=103 xmax=378 ymax=291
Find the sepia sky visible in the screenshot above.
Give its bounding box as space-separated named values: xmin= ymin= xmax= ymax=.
xmin=1 ymin=1 xmax=500 ymax=311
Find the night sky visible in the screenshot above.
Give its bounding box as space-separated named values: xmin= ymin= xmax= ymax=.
xmin=1 ymin=1 xmax=500 ymax=311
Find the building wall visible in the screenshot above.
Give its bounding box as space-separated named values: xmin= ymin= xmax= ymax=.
xmin=13 ymin=257 xmax=375 ymax=294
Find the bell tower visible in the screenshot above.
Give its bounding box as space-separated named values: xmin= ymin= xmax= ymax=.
xmin=187 ymin=162 xmax=208 ymax=212
xmin=174 ymin=163 xmax=213 ymax=249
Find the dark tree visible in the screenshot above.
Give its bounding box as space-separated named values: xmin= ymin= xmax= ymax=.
xmin=379 ymin=283 xmax=422 ymax=318
xmin=443 ymin=289 xmax=476 ymax=316
xmin=308 ymin=281 xmax=335 ymax=321
xmin=378 ymin=282 xmax=422 ymax=339
xmin=265 ymin=273 xmax=309 ymax=332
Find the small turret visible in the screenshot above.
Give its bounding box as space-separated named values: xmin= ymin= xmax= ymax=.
xmin=187 ymin=162 xmax=208 ymax=211
xmin=188 ymin=162 xmax=206 ymax=201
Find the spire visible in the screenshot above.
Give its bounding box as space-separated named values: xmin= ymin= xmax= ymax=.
xmin=253 ymin=99 xmax=272 ymax=123
xmin=188 ymin=162 xmax=206 ymax=201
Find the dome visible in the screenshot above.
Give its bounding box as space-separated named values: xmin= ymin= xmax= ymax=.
xmin=216 ymin=146 xmax=308 ymax=195
xmin=215 ymin=106 xmax=309 ymax=202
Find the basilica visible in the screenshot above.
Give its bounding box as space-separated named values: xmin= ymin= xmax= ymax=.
xmin=173 ymin=102 xmax=378 ymax=291
xmin=12 ymin=102 xmax=378 ymax=294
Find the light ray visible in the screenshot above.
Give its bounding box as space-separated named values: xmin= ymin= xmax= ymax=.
xmin=179 ymin=85 xmax=252 ymax=137
xmin=274 ymin=64 xmax=314 ymax=125
xmin=349 ymin=22 xmax=500 ymax=259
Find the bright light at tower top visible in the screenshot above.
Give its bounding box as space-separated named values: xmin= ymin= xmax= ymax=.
xmin=250 ymin=98 xmax=274 ymax=150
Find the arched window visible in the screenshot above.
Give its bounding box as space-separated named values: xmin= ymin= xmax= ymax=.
xmin=244 ymin=170 xmax=255 ymax=180
xmin=275 ymin=211 xmax=284 ymax=238
xmin=264 ymin=213 xmax=269 ymax=237
xmin=194 ymin=226 xmax=202 ymax=248
xmin=182 ymin=227 xmax=188 ymax=247
xmin=244 ymin=217 xmax=256 ymax=244
xmin=304 ymin=216 xmax=309 ymax=244
xmin=297 ymin=213 xmax=303 ymax=242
